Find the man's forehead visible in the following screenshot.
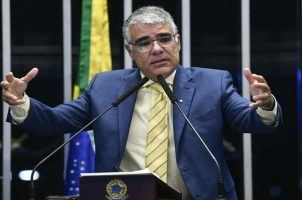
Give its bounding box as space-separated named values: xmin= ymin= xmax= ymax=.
xmin=130 ymin=22 xmax=171 ymax=27
xmin=130 ymin=23 xmax=173 ymax=38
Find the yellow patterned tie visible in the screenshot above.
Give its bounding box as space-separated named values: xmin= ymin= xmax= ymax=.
xmin=145 ymin=83 xmax=169 ymax=182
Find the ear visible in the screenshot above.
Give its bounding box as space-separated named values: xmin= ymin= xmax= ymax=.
xmin=175 ymin=34 xmax=181 ymax=51
xmin=125 ymin=44 xmax=133 ymax=59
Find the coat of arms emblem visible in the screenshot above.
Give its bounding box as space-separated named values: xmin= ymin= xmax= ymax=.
xmin=105 ymin=178 xmax=129 ymax=200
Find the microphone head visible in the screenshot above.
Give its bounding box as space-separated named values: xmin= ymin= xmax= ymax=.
xmin=156 ymin=75 xmax=177 ymax=103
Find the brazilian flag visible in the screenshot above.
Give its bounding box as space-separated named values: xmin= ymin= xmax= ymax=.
xmin=65 ymin=0 xmax=112 ymax=195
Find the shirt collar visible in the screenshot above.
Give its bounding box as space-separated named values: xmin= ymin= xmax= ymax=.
xmin=140 ymin=70 xmax=176 ymax=87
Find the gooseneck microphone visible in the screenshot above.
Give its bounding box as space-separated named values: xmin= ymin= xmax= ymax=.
xmin=29 ymin=76 xmax=149 ymax=200
xmin=157 ymin=75 xmax=226 ymax=200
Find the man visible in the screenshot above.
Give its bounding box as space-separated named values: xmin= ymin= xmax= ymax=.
xmin=1 ymin=6 xmax=281 ymax=200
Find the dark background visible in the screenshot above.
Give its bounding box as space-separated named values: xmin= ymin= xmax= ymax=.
xmin=0 ymin=0 xmax=300 ymax=199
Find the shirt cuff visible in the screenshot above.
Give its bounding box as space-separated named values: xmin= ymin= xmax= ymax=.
xmin=256 ymin=95 xmax=278 ymax=126
xmin=10 ymin=94 xmax=30 ymax=125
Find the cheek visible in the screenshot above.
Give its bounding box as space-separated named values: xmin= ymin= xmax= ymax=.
xmin=167 ymin=45 xmax=180 ymax=57
xmin=171 ymin=49 xmax=180 ymax=62
xmin=133 ymin=53 xmax=149 ymax=66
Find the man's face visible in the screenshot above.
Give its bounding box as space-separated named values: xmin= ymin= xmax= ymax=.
xmin=125 ymin=23 xmax=181 ymax=81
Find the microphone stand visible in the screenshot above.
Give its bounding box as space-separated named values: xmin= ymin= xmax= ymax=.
xmin=28 ymin=76 xmax=149 ymax=200
xmin=29 ymin=105 xmax=113 ymax=200
xmin=157 ymin=75 xmax=226 ymax=200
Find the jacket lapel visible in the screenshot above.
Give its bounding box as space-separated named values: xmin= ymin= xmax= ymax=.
xmin=117 ymin=70 xmax=141 ymax=161
xmin=173 ymin=67 xmax=196 ymax=152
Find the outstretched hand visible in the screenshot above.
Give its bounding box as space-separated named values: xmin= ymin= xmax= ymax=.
xmin=243 ymin=68 xmax=275 ymax=110
xmin=1 ymin=68 xmax=38 ymax=105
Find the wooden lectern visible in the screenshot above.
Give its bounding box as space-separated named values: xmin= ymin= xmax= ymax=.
xmin=79 ymin=170 xmax=182 ymax=200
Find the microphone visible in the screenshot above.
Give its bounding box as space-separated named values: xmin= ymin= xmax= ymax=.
xmin=111 ymin=76 xmax=149 ymax=106
xmin=156 ymin=75 xmax=226 ymax=200
xmin=29 ymin=76 xmax=149 ymax=200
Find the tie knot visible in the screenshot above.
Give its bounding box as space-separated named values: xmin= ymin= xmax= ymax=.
xmin=148 ymin=83 xmax=166 ymax=95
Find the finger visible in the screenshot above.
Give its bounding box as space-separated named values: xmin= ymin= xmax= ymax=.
xmin=252 ymin=93 xmax=271 ymax=102
xmin=5 ymin=72 xmax=14 ymax=82
xmin=1 ymin=80 xmax=10 ymax=89
xmin=21 ymin=68 xmax=39 ymax=82
xmin=2 ymin=90 xmax=18 ymax=101
xmin=251 ymin=74 xmax=267 ymax=84
xmin=15 ymin=99 xmax=26 ymax=105
xmin=252 ymin=82 xmax=271 ymax=92
xmin=2 ymin=97 xmax=25 ymax=105
xmin=243 ymin=68 xmax=254 ymax=84
xmin=249 ymin=100 xmax=263 ymax=109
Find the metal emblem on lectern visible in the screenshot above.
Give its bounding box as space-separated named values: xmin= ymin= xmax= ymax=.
xmin=105 ymin=179 xmax=129 ymax=200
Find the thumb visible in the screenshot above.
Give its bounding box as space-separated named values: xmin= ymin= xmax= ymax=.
xmin=243 ymin=68 xmax=254 ymax=84
xmin=21 ymin=68 xmax=39 ymax=83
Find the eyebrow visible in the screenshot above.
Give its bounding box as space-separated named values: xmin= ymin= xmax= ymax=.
xmin=156 ymin=32 xmax=172 ymax=37
xmin=134 ymin=32 xmax=172 ymax=43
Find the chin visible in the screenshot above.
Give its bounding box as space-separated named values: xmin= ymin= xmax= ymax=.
xmin=158 ymin=68 xmax=175 ymax=77
xmin=144 ymin=65 xmax=176 ymax=80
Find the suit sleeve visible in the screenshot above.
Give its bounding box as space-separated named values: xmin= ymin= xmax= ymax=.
xmin=221 ymin=71 xmax=281 ymax=133
xmin=12 ymin=75 xmax=98 ymax=135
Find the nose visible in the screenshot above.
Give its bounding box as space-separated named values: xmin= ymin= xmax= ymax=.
xmin=151 ymin=40 xmax=163 ymax=54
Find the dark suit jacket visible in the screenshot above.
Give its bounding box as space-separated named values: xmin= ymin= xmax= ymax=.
xmin=15 ymin=66 xmax=282 ymax=199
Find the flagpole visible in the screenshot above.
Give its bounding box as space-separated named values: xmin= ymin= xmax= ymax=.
xmin=124 ymin=0 xmax=132 ymax=69
xmin=241 ymin=0 xmax=253 ymax=199
xmin=181 ymin=0 xmax=191 ymax=68
xmin=2 ymin=0 xmax=11 ymax=199
xmin=62 ymin=0 xmax=72 ymax=180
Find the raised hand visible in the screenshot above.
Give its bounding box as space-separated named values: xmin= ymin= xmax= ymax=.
xmin=1 ymin=68 xmax=39 ymax=105
xmin=243 ymin=68 xmax=275 ymax=110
